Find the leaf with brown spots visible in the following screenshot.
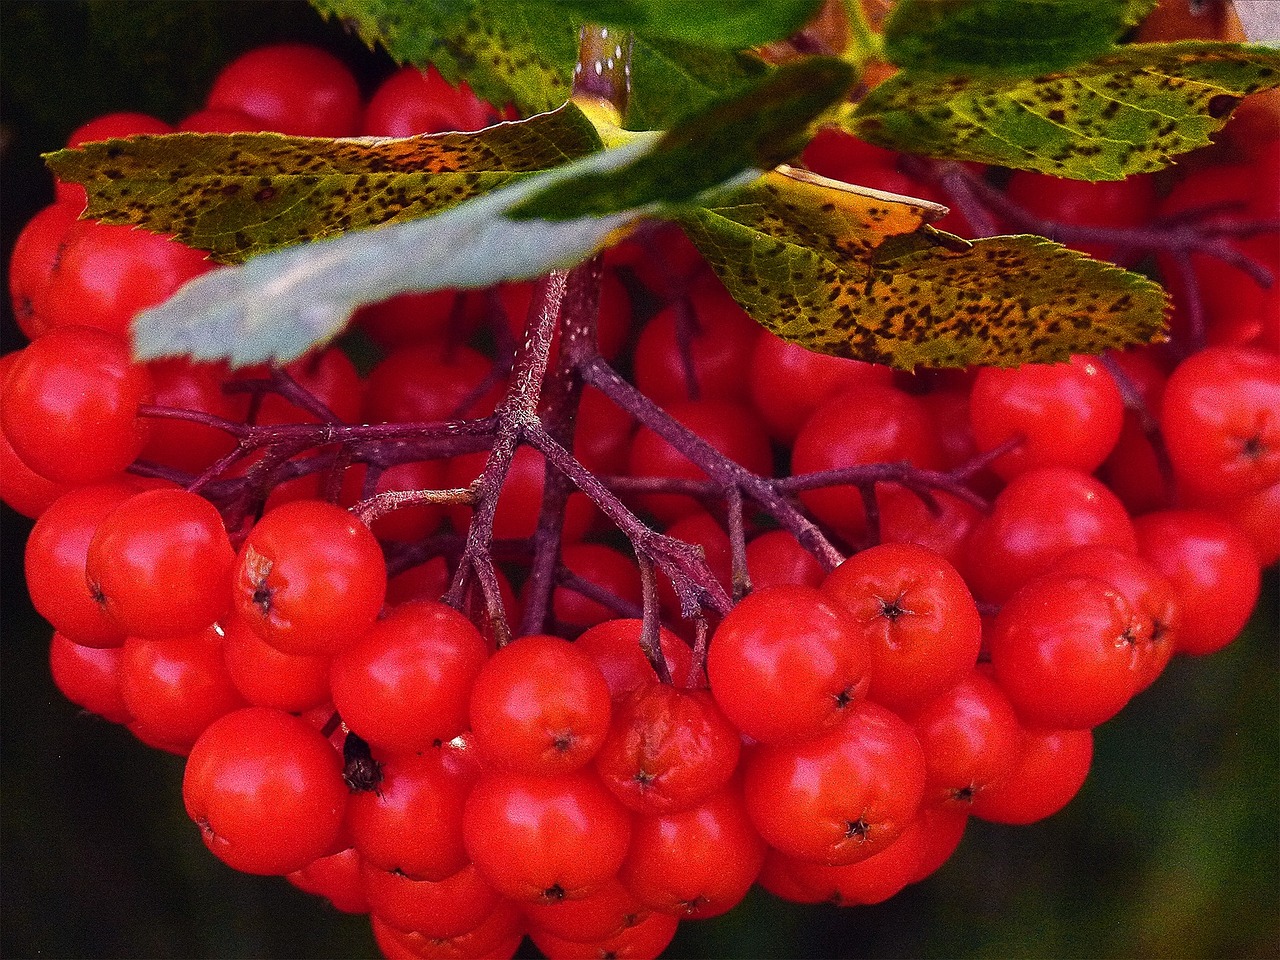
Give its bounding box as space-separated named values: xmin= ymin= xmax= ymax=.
xmin=309 ymin=0 xmax=819 ymax=121
xmin=849 ymin=41 xmax=1280 ymax=180
xmin=677 ymin=171 xmax=1167 ymax=369
xmin=43 ymin=103 xmax=603 ymax=264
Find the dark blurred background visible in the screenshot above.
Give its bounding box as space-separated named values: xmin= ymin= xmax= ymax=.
xmin=2 ymin=3 xmax=1277 ymax=957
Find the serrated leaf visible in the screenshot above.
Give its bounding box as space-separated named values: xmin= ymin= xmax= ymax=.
xmin=677 ymin=170 xmax=1167 ymax=369
xmin=311 ymin=0 xmax=578 ymax=116
xmin=850 ymin=42 xmax=1280 ymax=180
xmin=513 ymin=58 xmax=856 ymax=220
xmin=130 ymin=136 xmax=654 ymax=367
xmin=310 ymin=0 xmax=821 ymax=118
xmin=128 ymin=54 xmax=851 ymax=369
xmin=883 ymin=0 xmax=1157 ymax=76
xmin=45 ymin=105 xmax=603 ymax=264
xmin=625 ymin=37 xmax=770 ymax=130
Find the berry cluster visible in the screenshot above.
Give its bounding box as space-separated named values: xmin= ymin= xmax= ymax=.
xmin=4 ymin=36 xmax=1277 ymax=960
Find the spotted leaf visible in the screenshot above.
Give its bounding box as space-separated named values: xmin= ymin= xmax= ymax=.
xmin=883 ymin=0 xmax=1157 ymax=76
xmin=44 ymin=104 xmax=603 ymax=264
xmin=849 ymin=42 xmax=1280 ymax=180
xmin=677 ymin=169 xmax=1167 ymax=369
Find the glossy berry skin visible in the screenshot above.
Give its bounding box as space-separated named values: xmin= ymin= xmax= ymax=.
xmin=1133 ymin=509 xmax=1262 ymax=656
xmin=620 ymin=787 xmax=766 ymax=920
xmin=743 ymin=701 xmax=927 ymax=866
xmin=528 ymin=908 xmax=678 ymax=960
xmin=330 ymin=600 xmax=489 ymax=753
xmin=361 ymin=64 xmax=500 ymax=136
xmin=370 ymin=900 xmax=525 ymax=960
xmin=1160 ymin=346 xmax=1280 ymax=498
xmin=233 ymin=499 xmax=386 ymax=657
xmin=119 ymin=626 xmax=247 ymax=752
xmin=792 ymin=384 xmax=943 ymax=541
xmin=462 ymin=769 xmax=632 ymax=903
xmin=1050 ymin=545 xmax=1179 ymax=692
xmin=707 ymin=585 xmax=870 ymax=745
xmin=361 ymin=861 xmax=500 ymax=939
xmin=821 ymin=543 xmax=982 ymax=712
xmin=748 ymin=331 xmax=893 ymax=443
xmin=633 ymin=284 xmax=762 ymax=406
xmin=8 ymin=201 xmax=80 ymax=339
xmin=286 ymin=847 xmax=369 ymax=915
xmin=364 ymin=341 xmax=505 ymax=424
xmin=183 ymin=707 xmax=347 ymax=875
xmin=911 ymin=669 xmax=1023 ymax=810
xmin=49 ymin=632 xmax=131 ymax=725
xmin=745 ymin=529 xmax=826 ymax=591
xmin=41 ymin=220 xmax=211 ymax=336
xmin=968 ymin=355 xmax=1125 ymax=480
xmin=469 ymin=634 xmax=612 ymax=775
xmin=962 ymin=466 xmax=1137 ymax=605
xmin=206 ymin=43 xmax=361 ymax=137
xmin=346 ymin=748 xmax=476 ymax=882
xmin=2 ymin=327 xmax=153 ymax=485
xmin=989 ymin=575 xmax=1142 ymax=730
xmin=970 ymin=727 xmax=1094 ymax=825
xmin=522 ymin=877 xmax=654 ymax=943
xmin=85 ymin=488 xmax=235 ymax=639
xmin=573 ymin=619 xmax=695 ymax=699
xmin=221 ymin=616 xmax=331 ymax=713
xmin=594 ymin=683 xmax=741 ymax=815
xmin=24 ymin=482 xmax=143 ymax=647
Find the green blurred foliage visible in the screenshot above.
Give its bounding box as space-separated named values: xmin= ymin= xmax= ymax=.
xmin=2 ymin=3 xmax=1277 ymax=958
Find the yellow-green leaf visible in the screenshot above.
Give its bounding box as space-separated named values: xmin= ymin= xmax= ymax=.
xmin=677 ymin=169 xmax=1167 ymax=369
xmin=44 ymin=104 xmax=603 ymax=263
xmin=850 ymin=42 xmax=1280 ymax=180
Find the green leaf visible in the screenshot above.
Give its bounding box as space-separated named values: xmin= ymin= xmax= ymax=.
xmin=513 ymin=58 xmax=856 ymax=220
xmin=677 ymin=168 xmax=1167 ymax=369
xmin=625 ymin=37 xmax=769 ymax=130
xmin=309 ymin=0 xmax=821 ymax=117
xmin=309 ymin=0 xmax=579 ymax=116
xmin=44 ymin=105 xmax=604 ymax=264
xmin=130 ymin=137 xmax=654 ymax=367
xmin=850 ymin=41 xmax=1280 ymax=180
xmin=552 ymin=0 xmax=824 ymax=49
xmin=883 ymin=0 xmax=1157 ymax=76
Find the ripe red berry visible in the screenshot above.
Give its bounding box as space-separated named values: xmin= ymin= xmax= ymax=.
xmin=1161 ymin=345 xmax=1280 ymax=499
xmin=707 ymin=585 xmax=870 ymax=744
xmin=619 ymin=786 xmax=766 ymax=919
xmin=468 ymin=634 xmax=613 ymax=775
xmin=232 ymin=499 xmax=386 ymax=657
xmin=49 ymin=631 xmax=131 ymax=725
xmin=183 ymin=706 xmax=348 ymax=875
xmin=2 ymin=327 xmax=153 ymax=485
xmin=85 ymin=488 xmax=235 ymax=639
xmin=969 ymin=355 xmax=1125 ymax=480
xmin=462 ymin=769 xmax=632 ymax=903
xmin=594 ymin=683 xmax=741 ymax=815
xmin=329 ymin=600 xmax=489 ymax=753
xmin=206 ymin=43 xmax=362 ymax=137
xmin=988 ymin=575 xmax=1143 ymax=730
xmin=970 ymin=726 xmax=1094 ymax=825
xmin=822 ymin=543 xmax=982 ymax=712
xmin=743 ymin=700 xmax=927 ymax=865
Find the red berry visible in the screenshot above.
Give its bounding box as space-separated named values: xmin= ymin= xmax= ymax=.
xmin=2 ymin=327 xmax=153 ymax=485
xmin=707 ymin=585 xmax=870 ymax=745
xmin=232 ymin=499 xmax=386 ymax=657
xmin=330 ymin=600 xmax=489 ymax=753
xmin=206 ymin=43 xmax=361 ymax=137
xmin=183 ymin=707 xmax=347 ymax=875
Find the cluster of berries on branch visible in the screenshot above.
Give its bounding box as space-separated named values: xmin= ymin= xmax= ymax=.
xmin=3 ymin=33 xmax=1278 ymax=960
